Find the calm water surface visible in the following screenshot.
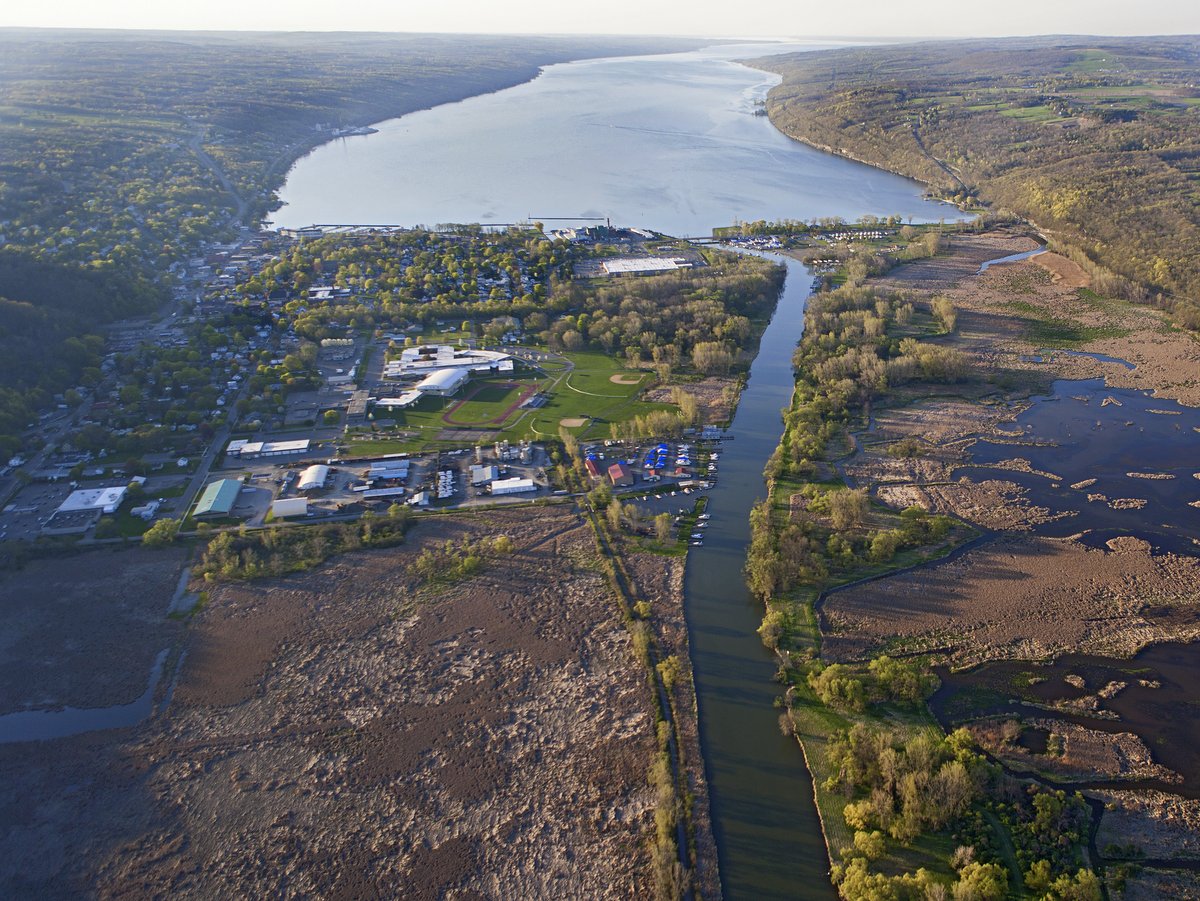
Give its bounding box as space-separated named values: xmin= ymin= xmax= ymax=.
xmin=273 ymin=43 xmax=964 ymax=900
xmin=272 ymin=43 xmax=962 ymax=236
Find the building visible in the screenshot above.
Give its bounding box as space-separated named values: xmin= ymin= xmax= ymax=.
xmin=194 ymin=479 xmax=243 ymax=518
xmin=368 ymin=460 xmax=409 ymax=481
xmin=601 ymin=257 xmax=694 ymax=276
xmin=490 ymin=477 xmax=536 ymax=496
xmin=469 ymin=464 xmax=499 ymax=486
xmin=297 ymin=464 xmax=330 ymax=492
xmin=383 ymin=344 xmax=513 ymax=379
xmin=271 ymin=497 xmax=309 ymax=519
xmin=373 ymin=390 xmax=424 ymax=410
xmin=415 ymin=367 xmax=470 ymax=396
xmin=608 ymin=462 xmax=635 ymax=487
xmin=227 ymin=438 xmax=311 ymax=459
xmin=584 ymin=457 xmax=602 ymax=479
xmin=57 ymin=485 xmax=128 ymax=516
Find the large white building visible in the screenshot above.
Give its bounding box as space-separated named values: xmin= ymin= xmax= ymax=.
xmin=57 ymin=486 xmax=128 ymax=515
xmin=297 ymin=464 xmax=330 ymax=492
xmin=415 ymin=367 xmax=470 ymax=396
xmin=383 ymin=344 xmax=512 ymax=379
xmin=227 ymin=438 xmax=311 ymax=459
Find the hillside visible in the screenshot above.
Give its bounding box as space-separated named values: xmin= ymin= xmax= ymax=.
xmin=752 ymin=36 xmax=1200 ymax=321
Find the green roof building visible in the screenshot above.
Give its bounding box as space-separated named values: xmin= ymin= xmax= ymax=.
xmin=194 ymin=478 xmax=243 ymax=518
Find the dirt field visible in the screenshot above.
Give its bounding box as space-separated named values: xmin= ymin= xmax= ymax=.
xmin=0 ymin=508 xmax=670 ymax=898
xmin=0 ymin=547 xmax=189 ymax=713
xmin=822 ymin=534 xmax=1200 ymax=665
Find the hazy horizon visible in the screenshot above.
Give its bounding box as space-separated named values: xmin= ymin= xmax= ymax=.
xmin=3 ymin=0 xmax=1198 ymax=40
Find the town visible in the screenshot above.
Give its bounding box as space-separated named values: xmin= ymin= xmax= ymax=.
xmin=0 ymin=221 xmax=762 ymax=545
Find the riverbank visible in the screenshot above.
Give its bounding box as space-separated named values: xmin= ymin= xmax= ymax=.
xmin=755 ymin=228 xmax=1200 ymax=898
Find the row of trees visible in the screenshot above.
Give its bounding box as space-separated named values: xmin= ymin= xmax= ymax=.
xmin=195 ymin=508 xmax=412 ymax=580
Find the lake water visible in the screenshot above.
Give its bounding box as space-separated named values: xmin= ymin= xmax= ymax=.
xmin=271 ymin=42 xmax=964 ymax=237
xmin=271 ymin=42 xmax=965 ymax=900
xmin=956 ymin=378 xmax=1200 ymax=555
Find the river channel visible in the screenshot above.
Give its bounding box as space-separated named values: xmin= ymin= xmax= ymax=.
xmin=271 ymin=42 xmax=962 ymax=900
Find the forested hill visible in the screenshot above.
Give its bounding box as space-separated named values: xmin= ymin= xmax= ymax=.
xmin=0 ymin=29 xmax=703 ymax=453
xmin=752 ymin=36 xmax=1200 ymax=320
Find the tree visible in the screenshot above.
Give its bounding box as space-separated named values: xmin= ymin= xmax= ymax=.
xmin=952 ymin=862 xmax=1007 ymax=901
xmin=692 ymin=341 xmax=734 ymax=375
xmin=323 ymin=409 xmax=340 ymax=426
xmin=654 ymin=512 xmax=672 ymax=543
xmin=143 ymin=517 xmax=181 ymax=547
xmin=829 ymin=488 xmax=870 ymax=530
xmin=809 ymin=663 xmax=867 ymax=712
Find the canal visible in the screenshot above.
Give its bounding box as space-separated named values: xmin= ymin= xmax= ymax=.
xmin=683 ymin=254 xmax=833 ymax=899
xmin=271 ymin=42 xmax=964 ymax=898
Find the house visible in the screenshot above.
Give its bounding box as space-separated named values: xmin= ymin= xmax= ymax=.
xmin=608 ymin=462 xmax=635 ymax=487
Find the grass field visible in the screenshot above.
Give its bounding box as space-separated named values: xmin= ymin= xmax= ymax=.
xmin=344 ymin=349 xmax=679 ymax=456
xmin=512 ymin=350 xmax=672 ymax=441
xmin=444 ymin=382 xmax=534 ymax=425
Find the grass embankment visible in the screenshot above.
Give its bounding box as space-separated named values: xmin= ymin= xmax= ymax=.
xmin=745 ymin=256 xmax=1101 ymax=899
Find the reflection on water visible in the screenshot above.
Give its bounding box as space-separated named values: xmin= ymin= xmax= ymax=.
xmin=960 ymin=378 xmax=1200 ymax=553
xmin=271 ymin=43 xmax=964 ymax=236
xmin=683 ymin=254 xmax=834 ymax=900
xmin=933 ymin=641 xmax=1200 ymax=798
xmin=0 ymin=649 xmax=169 ymax=743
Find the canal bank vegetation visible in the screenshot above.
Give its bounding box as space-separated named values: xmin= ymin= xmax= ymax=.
xmin=542 ymin=449 xmax=706 ymax=900
xmin=747 ymin=262 xmax=1103 ymax=897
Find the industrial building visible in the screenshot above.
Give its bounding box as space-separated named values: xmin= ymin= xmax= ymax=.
xmin=490 ymin=477 xmax=535 ymax=496
xmin=470 ymin=464 xmax=499 ymax=486
xmin=271 ymin=497 xmax=309 ymax=519
xmin=601 ymin=257 xmax=694 ymax=276
xmin=56 ymin=485 xmax=128 ymax=516
xmin=297 ymin=464 xmax=330 ymax=492
xmin=193 ymin=479 xmax=243 ymax=518
xmin=226 ymin=438 xmax=311 ymax=459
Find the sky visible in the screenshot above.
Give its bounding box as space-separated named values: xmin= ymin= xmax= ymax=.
xmin=1 ymin=0 xmax=1197 ymax=39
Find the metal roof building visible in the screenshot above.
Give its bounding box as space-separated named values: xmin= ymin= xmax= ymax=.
xmin=415 ymin=367 xmax=470 ymax=396
xmin=194 ymin=479 xmax=242 ymax=518
xmin=271 ymin=497 xmax=309 ymax=519
xmin=297 ymin=464 xmax=330 ymax=492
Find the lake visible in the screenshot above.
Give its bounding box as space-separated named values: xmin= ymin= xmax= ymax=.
xmin=271 ymin=41 xmax=964 ymax=900
xmin=271 ymin=42 xmax=963 ymax=237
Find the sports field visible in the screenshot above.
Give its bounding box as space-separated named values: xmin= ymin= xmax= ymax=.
xmin=344 ymin=350 xmax=678 ymax=456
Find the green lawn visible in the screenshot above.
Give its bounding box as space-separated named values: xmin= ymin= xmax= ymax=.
xmin=350 ymin=349 xmax=680 ymax=453
xmin=508 ymin=350 xmax=673 ymax=441
xmin=999 ymin=104 xmax=1059 ymax=122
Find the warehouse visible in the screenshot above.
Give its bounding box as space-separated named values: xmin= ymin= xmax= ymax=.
xmin=470 ymin=464 xmax=499 ymax=486
xmin=490 ymin=477 xmax=536 ymax=496
xmin=271 ymin=497 xmax=309 ymax=519
xmin=227 ymin=438 xmax=311 ymax=459
xmin=297 ymin=464 xmax=330 ymax=492
xmin=193 ymin=479 xmax=243 ymax=518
